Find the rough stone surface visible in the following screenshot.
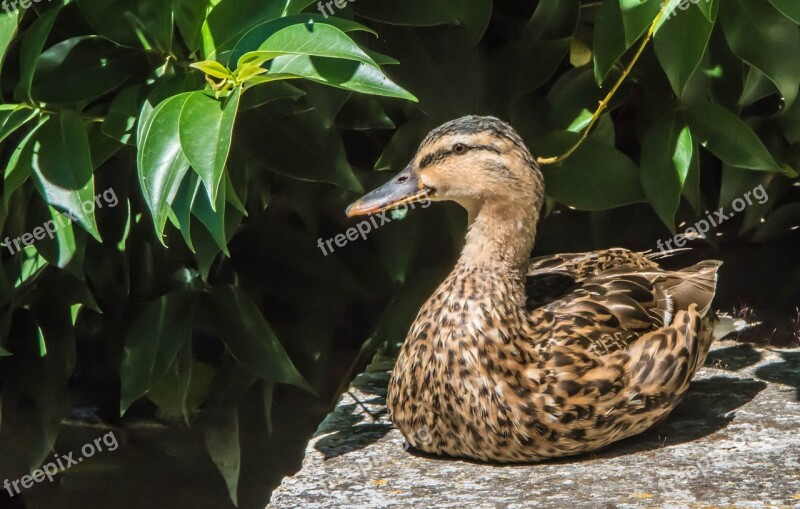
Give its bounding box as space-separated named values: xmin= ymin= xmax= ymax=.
xmin=269 ymin=342 xmax=800 ymax=508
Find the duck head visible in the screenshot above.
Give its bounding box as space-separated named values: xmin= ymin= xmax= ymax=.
xmin=346 ymin=115 xmax=544 ymax=225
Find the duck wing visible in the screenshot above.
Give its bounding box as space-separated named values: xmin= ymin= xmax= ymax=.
xmin=526 ymin=254 xmax=720 ymax=356
xmin=525 ymin=248 xmax=660 ymax=309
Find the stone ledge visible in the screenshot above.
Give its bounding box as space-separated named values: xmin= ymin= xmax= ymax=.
xmin=269 ymin=342 xmax=800 ymax=509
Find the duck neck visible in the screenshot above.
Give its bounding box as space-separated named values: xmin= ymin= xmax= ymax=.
xmin=456 ymin=197 xmax=541 ymax=277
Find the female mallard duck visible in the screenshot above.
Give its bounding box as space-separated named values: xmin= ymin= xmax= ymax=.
xmin=346 ymin=115 xmax=725 ymax=463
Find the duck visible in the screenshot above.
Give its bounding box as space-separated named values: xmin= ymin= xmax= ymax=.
xmin=346 ymin=115 xmax=727 ymax=463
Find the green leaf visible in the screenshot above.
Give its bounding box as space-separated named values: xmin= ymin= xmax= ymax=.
xmin=225 ymin=14 xmax=377 ymax=67
xmin=170 ymin=172 xmax=202 ymax=252
xmin=146 ymin=340 xmax=194 ymax=423
xmin=240 ymin=81 xmax=304 ymax=110
xmin=547 ymin=67 xmax=628 ymax=132
xmin=237 ymin=106 xmax=362 ymax=191
xmin=654 ymin=2 xmax=716 ymax=96
xmin=513 ymin=0 xmax=578 ymax=96
xmin=768 ymin=0 xmax=800 ymax=23
xmin=640 ymin=114 xmax=693 ymax=230
xmin=593 ymin=0 xmax=627 ymax=84
xmin=31 ymin=111 xmax=101 ymax=240
xmin=524 ymin=0 xmax=580 ymax=40
xmin=4 ymin=116 xmax=46 ymax=213
xmin=191 ymin=176 xmax=229 ymax=256
xmin=239 ymin=23 xmax=378 ymax=69
xmin=686 ymin=101 xmax=784 ymax=172
xmin=120 ymin=291 xmax=196 ymax=414
xmin=443 ymin=0 xmax=492 ymax=44
xmin=203 ymin=0 xmax=289 ymax=58
xmin=76 ymin=0 xmax=173 ymax=51
xmin=0 ymin=345 xmax=10 ymax=357
xmin=534 ymin=131 xmax=645 ymax=210
xmin=753 ymin=203 xmax=800 ymax=242
xmin=31 ymin=36 xmax=144 ymax=104
xmin=268 ymin=54 xmax=417 ymax=101
xmin=682 ymin=140 xmax=702 ymax=214
xmin=740 ymin=66 xmax=777 ymax=106
xmin=174 ymin=0 xmax=211 ymax=52
xmin=0 ymin=105 xmax=36 ymax=144
xmin=353 ymin=0 xmax=491 ymax=43
xmin=137 ymin=92 xmax=193 ymax=237
xmin=0 ymin=10 xmax=19 ymax=80
xmin=178 ymin=89 xmax=240 ymax=205
xmin=204 ymin=286 xmax=313 ymax=392
xmin=720 ymin=0 xmax=800 ymax=107
xmin=374 ymin=118 xmax=428 ymax=171
xmin=202 ymin=404 xmax=240 ymax=506
xmin=36 ymin=205 xmax=78 ymax=269
xmin=14 ymin=7 xmax=61 ymax=102
xmin=619 ymin=0 xmax=661 ymax=47
xmin=103 ymin=85 xmax=145 ymax=145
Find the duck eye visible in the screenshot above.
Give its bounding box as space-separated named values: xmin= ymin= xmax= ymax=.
xmin=453 ymin=143 xmax=467 ymax=154
xmin=397 ymin=175 xmax=409 ymax=183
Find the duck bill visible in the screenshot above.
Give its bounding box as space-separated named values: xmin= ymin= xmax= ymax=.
xmin=346 ymin=165 xmax=431 ymax=218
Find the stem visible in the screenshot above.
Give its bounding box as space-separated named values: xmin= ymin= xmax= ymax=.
xmin=537 ymin=0 xmax=670 ymax=166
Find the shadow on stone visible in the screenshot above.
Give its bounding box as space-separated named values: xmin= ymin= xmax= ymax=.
xmin=754 ymin=351 xmax=800 ymax=400
xmin=314 ymin=370 xmax=393 ymax=460
xmin=591 ymin=376 xmax=767 ymax=460
xmin=705 ymin=344 xmax=763 ymax=371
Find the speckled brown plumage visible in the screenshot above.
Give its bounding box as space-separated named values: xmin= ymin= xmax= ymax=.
xmin=350 ymin=116 xmax=723 ymax=463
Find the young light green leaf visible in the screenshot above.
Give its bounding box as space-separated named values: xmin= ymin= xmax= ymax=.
xmin=234 ymin=64 xmax=268 ymax=82
xmin=191 ymin=60 xmax=232 ymax=80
